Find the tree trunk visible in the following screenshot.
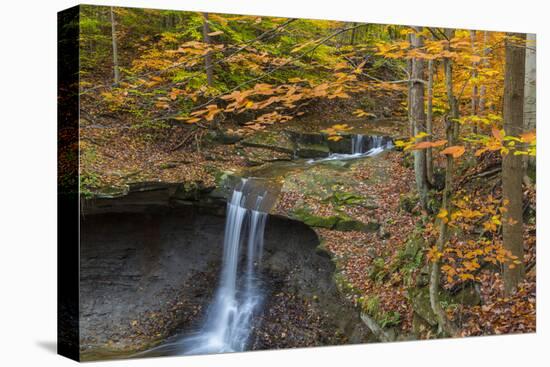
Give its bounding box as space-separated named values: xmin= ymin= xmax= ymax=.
xmin=443 ymin=29 xmax=459 ymax=140
xmin=426 ymin=58 xmax=434 ymax=186
xmin=470 ymin=31 xmax=479 ymax=133
xmin=429 ymin=116 xmax=458 ymax=337
xmin=411 ymin=27 xmax=428 ymax=210
xmin=407 ymin=33 xmax=414 ymax=137
xmin=110 ymin=7 xmax=120 ymax=84
xmin=428 ymin=28 xmax=460 ymax=338
xmin=202 ymin=13 xmax=214 ymax=87
xmin=523 ymin=33 xmax=536 ymax=176
xmin=502 ymin=32 xmax=526 ymax=295
xmin=479 ymin=31 xmax=489 ymax=114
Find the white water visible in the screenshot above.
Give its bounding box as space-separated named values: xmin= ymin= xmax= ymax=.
xmin=182 ymin=179 xmax=268 ymax=355
xmin=309 ymin=134 xmax=392 ymax=163
xmin=351 ymin=134 xmax=365 ymax=154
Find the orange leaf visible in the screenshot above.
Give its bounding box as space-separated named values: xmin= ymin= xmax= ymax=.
xmin=520 ymin=130 xmax=536 ymax=143
xmin=492 ymin=126 xmax=503 ymax=141
xmin=440 ymin=145 xmax=465 ymax=158
xmin=410 ymin=139 xmax=448 ymax=150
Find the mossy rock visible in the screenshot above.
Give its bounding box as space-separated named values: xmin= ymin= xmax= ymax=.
xmin=326 ymin=135 xmax=353 ymax=154
xmin=408 ymin=285 xmax=480 ymax=327
xmin=290 ymin=207 xmax=377 ymax=232
xmin=452 ymin=284 xmax=481 ymax=306
xmin=241 ymin=131 xmax=294 ymax=154
xmin=94 ymin=185 xmax=129 ymax=199
xmin=209 ymin=171 xmax=242 ymax=199
xmin=295 ymin=143 xmax=330 ymax=158
xmin=212 ymin=130 xmax=243 ymax=145
xmin=399 ymin=193 xmax=418 ymax=213
xmin=286 ymin=129 xmax=327 ymax=145
xmin=408 ymin=287 xmax=440 ymax=326
xmin=335 ymin=217 xmax=379 ymax=232
xmin=291 ymin=208 xmax=340 ymax=229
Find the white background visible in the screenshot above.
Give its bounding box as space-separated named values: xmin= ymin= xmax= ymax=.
xmin=0 ymin=0 xmax=547 ymax=366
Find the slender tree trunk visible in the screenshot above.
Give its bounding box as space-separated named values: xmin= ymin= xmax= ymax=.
xmin=202 ymin=13 xmax=214 ymax=87
xmin=443 ymin=29 xmax=459 ymax=140
xmin=479 ymin=31 xmax=489 ymax=115
xmin=426 ymin=59 xmax=434 ymax=186
xmin=428 ymin=28 xmax=460 ymax=337
xmin=429 ymin=115 xmax=458 ymax=337
xmin=523 ymin=33 xmax=536 ymax=177
xmin=110 ymin=7 xmax=120 ymax=84
xmin=407 ymin=33 xmax=414 ymax=137
xmin=502 ymin=33 xmax=526 ymax=295
xmin=411 ymin=27 xmax=428 ymax=210
xmin=470 ymin=31 xmax=479 ymax=133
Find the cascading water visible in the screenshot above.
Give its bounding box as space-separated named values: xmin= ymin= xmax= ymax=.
xmin=309 ymin=134 xmax=392 ymax=163
xmin=351 ymin=134 xmax=365 ymax=154
xmin=182 ymin=179 xmax=268 ymax=355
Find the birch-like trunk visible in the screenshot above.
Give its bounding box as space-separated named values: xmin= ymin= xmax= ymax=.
xmin=407 ymin=33 xmax=414 ymax=137
xmin=479 ymin=31 xmax=489 ymax=114
xmin=470 ymin=31 xmax=479 ymax=132
xmin=426 ymin=59 xmax=434 ymax=186
xmin=428 ymin=28 xmax=460 ymax=338
xmin=411 ymin=27 xmax=428 ymax=210
xmin=110 ymin=7 xmax=120 ymax=84
xmin=202 ymin=13 xmax=214 ymax=87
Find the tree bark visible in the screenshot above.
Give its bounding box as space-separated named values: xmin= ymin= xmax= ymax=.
xmin=202 ymin=13 xmax=214 ymax=87
xmin=479 ymin=31 xmax=489 ymax=114
xmin=443 ymin=29 xmax=459 ymax=140
xmin=426 ymin=58 xmax=434 ymax=186
xmin=407 ymin=33 xmax=414 ymax=137
xmin=502 ymin=32 xmax=526 ymax=295
xmin=411 ymin=27 xmax=428 ymax=210
xmin=470 ymin=31 xmax=479 ymax=133
xmin=110 ymin=7 xmax=120 ymax=84
xmin=429 ymin=120 xmax=459 ymax=338
xmin=523 ymin=33 xmax=536 ymax=175
xmin=428 ymin=28 xmax=460 ymax=338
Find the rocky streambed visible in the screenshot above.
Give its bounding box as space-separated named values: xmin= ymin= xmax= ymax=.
xmin=78 ymin=127 xmax=424 ymax=360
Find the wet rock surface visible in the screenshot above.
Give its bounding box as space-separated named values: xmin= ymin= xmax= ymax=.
xmin=79 ymin=205 xmax=367 ymax=360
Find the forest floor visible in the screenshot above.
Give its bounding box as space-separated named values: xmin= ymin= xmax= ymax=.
xmin=80 ymin=91 xmax=535 ymax=339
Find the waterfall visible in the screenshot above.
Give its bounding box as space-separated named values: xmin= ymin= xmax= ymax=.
xmin=308 ymin=134 xmax=392 ymax=163
xmin=183 ymin=179 xmax=268 ymax=354
xmin=351 ymin=134 xmax=365 ymax=154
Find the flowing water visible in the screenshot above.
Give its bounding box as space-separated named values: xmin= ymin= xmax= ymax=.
xmin=132 ymin=134 xmax=392 ymax=358
xmin=309 ymin=134 xmax=392 ymax=163
xmin=182 ymin=179 xmax=268 ymax=354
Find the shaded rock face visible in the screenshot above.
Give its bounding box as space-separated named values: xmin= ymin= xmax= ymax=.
xmin=79 ymin=205 xmax=367 ymax=359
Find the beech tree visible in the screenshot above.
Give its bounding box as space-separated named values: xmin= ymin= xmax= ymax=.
xmin=524 ymin=33 xmax=536 ymax=176
xmin=410 ymin=27 xmax=428 ymax=210
xmin=502 ymin=33 xmax=526 ymax=295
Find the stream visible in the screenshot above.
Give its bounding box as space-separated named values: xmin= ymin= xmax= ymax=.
xmin=80 ymin=133 xmax=393 ymax=360
xmin=146 ymin=134 xmax=393 ymax=356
